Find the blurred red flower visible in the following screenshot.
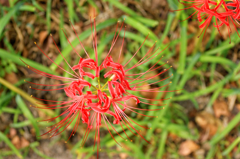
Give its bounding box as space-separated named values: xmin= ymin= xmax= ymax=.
xmin=174 ymin=0 xmax=240 ymax=42
xmin=22 ymin=18 xmax=173 ymax=158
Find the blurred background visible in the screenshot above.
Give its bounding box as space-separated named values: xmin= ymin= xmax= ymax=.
xmin=0 ymin=0 xmax=240 ymax=159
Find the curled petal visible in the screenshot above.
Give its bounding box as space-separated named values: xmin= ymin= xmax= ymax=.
xmin=104 ymin=70 xmax=124 ymax=81
xmin=64 ymin=79 xmax=91 ymax=97
xmin=108 ymin=81 xmax=116 ymax=98
xmin=73 ymin=58 xmax=97 ymax=79
xmin=102 ymin=56 xmax=125 ymax=75
xmin=81 ymin=109 xmax=91 ymax=124
xmin=89 ymin=90 xmax=111 ymax=113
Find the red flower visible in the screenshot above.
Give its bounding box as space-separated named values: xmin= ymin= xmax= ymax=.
xmin=174 ymin=0 xmax=240 ymax=42
xmin=23 ymin=18 xmax=173 ymax=158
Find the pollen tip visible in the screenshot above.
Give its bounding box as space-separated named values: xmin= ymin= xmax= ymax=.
xmin=24 ymin=80 xmax=26 ymax=82
xmin=29 ymin=86 xmax=31 ymax=88
xmin=50 ymin=34 xmax=52 ymax=36
xmin=131 ymin=140 xmax=133 ymax=142
xmin=73 ymin=134 xmax=74 ymax=136
xmin=126 ymin=140 xmax=127 ymax=141
xmin=30 ymin=105 xmax=32 ymax=107
xmin=34 ymin=42 xmax=36 ymax=44
xmin=124 ymin=18 xmax=125 ymax=20
xmin=170 ymin=81 xmax=172 ymax=83
xmin=170 ymin=97 xmax=172 ymax=99
xmin=28 ymin=66 xmax=29 ymax=68
xmin=30 ymin=95 xmax=33 ymax=97
xmin=65 ymin=141 xmax=67 ymax=143
xmin=170 ymin=66 xmax=172 ymax=67
xmin=155 ymin=41 xmax=157 ymax=42
xmin=167 ymin=61 xmax=169 ymax=63
xmin=100 ymin=149 xmax=101 ymax=151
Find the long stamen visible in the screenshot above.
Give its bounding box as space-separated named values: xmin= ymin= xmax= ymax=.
xmin=69 ymin=20 xmax=90 ymax=58
xmin=61 ymin=28 xmax=81 ymax=58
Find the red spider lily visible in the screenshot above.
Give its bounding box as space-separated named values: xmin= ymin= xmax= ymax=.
xmin=174 ymin=0 xmax=240 ymax=42
xmin=23 ymin=18 xmax=174 ymax=158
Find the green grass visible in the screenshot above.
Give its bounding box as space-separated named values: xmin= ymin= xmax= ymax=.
xmin=0 ymin=0 xmax=240 ymax=158
xmin=0 ymin=2 xmax=22 ymax=37
xmin=16 ymin=95 xmax=41 ymax=139
xmin=0 ymin=131 xmax=23 ymax=158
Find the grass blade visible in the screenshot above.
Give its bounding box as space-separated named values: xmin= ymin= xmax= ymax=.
xmin=46 ymin=0 xmax=51 ymax=33
xmin=222 ymin=137 xmax=240 ymax=156
xmin=206 ymin=144 xmax=217 ymax=159
xmin=0 ymin=2 xmax=22 ymax=36
xmin=200 ymin=55 xmax=237 ymax=69
xmin=16 ymin=95 xmax=41 ymax=139
xmin=209 ymin=112 xmax=240 ymax=145
xmin=19 ymin=5 xmax=36 ymax=12
xmin=157 ymin=130 xmax=168 ymax=159
xmin=119 ymin=31 xmax=154 ymax=47
xmin=159 ymin=13 xmax=174 ymax=44
xmin=178 ymin=53 xmax=201 ymax=89
xmin=173 ymin=73 xmax=232 ymax=101
xmin=0 ymin=131 xmax=23 ymax=158
xmin=0 ymin=77 xmax=54 ymax=116
xmin=105 ymin=0 xmax=158 ymax=27
xmin=32 ymin=0 xmax=44 ymax=11
xmin=0 ymin=49 xmax=57 ymax=75
xmin=64 ymin=0 xmax=74 ymax=23
xmin=177 ymin=13 xmax=187 ymax=74
xmin=122 ymin=15 xmax=158 ymax=41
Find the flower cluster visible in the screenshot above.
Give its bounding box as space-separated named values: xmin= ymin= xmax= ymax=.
xmin=175 ymin=0 xmax=240 ymax=42
xmin=23 ymin=19 xmax=172 ymax=157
